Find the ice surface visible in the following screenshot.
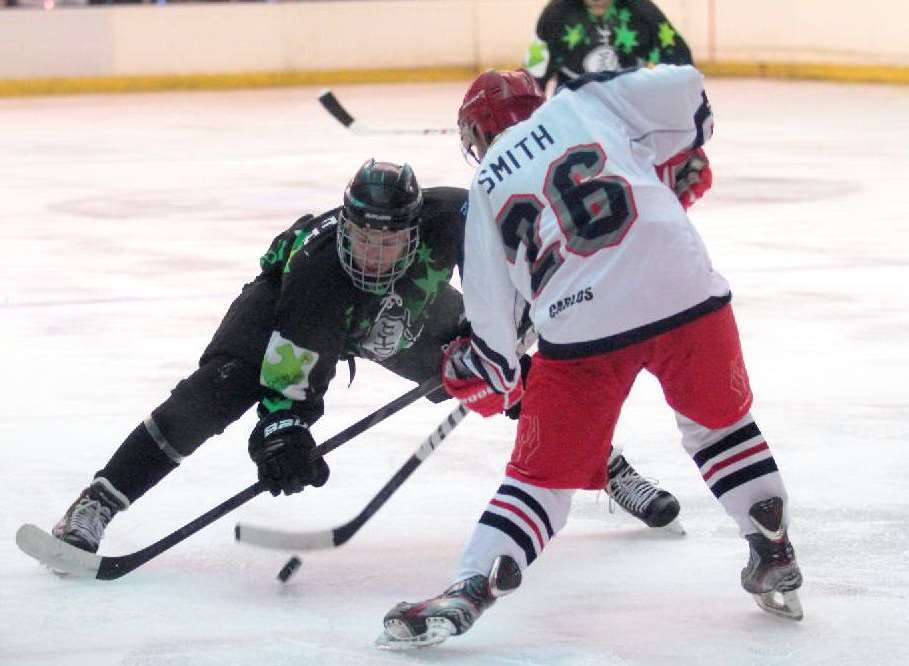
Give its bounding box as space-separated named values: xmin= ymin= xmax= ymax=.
xmin=1 ymin=78 xmax=907 ymax=665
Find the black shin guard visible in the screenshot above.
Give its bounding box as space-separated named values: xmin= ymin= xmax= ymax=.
xmin=97 ymin=356 xmax=261 ymax=504
xmin=95 ymin=422 xmax=179 ymax=504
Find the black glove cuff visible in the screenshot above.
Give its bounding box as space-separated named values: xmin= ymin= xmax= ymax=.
xmin=249 ymin=411 xmax=305 ymax=453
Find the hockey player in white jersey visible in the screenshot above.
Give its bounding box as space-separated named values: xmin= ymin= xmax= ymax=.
xmin=378 ymin=65 xmax=803 ymax=650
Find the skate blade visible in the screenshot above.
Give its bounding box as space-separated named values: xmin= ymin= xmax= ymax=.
xmin=753 ymin=590 xmax=804 ymax=621
xmin=375 ymin=619 xmax=454 ymax=651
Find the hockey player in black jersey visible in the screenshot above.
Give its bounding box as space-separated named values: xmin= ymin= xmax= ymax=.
xmin=52 ymin=160 xmax=466 ymax=553
xmin=524 ymin=0 xmax=693 ymax=91
xmin=52 ymin=159 xmax=680 ymax=556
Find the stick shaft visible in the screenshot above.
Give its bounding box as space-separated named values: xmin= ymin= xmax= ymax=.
xmin=237 ymin=403 xmax=469 ymax=552
xmin=18 ymin=376 xmax=442 ymax=579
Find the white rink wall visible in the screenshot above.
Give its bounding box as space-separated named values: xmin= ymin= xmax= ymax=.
xmin=1 ymin=0 xmax=908 ymax=85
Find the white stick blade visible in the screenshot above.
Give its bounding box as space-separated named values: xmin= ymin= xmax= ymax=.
xmin=15 ymin=524 xmax=101 ymax=577
xmin=234 ymin=523 xmax=334 ymax=551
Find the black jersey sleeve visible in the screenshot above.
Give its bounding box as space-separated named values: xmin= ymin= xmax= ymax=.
xmin=257 ymin=213 xmax=357 ymax=425
xmin=258 ymin=213 xmax=315 ymax=283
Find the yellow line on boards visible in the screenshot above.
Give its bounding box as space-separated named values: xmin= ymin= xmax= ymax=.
xmin=2 ymin=62 xmax=908 ymax=98
xmin=700 ymin=61 xmax=909 ymax=85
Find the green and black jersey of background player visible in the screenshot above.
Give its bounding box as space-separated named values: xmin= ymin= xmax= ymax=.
xmin=524 ymin=0 xmax=692 ymax=89
xmin=252 ymin=187 xmax=467 ymax=425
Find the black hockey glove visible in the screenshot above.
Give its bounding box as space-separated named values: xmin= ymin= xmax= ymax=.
xmin=504 ymin=354 xmax=534 ymax=420
xmin=248 ymin=412 xmax=330 ymax=496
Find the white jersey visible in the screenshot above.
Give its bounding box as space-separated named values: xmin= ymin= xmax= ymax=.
xmin=461 ymin=65 xmax=729 ymax=391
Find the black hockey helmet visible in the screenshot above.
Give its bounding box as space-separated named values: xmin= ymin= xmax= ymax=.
xmin=337 ymin=159 xmax=423 ymax=293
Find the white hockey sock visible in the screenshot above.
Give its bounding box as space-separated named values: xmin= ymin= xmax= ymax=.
xmin=676 ymin=411 xmax=790 ymax=535
xmin=453 ymin=476 xmax=573 ymax=582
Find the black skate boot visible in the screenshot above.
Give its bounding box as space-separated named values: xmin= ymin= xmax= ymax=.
xmin=741 ymin=496 xmax=803 ymax=620
xmin=606 ymin=454 xmax=683 ymax=533
xmin=52 ymin=478 xmax=129 ymax=554
xmin=376 ymin=555 xmax=521 ymax=650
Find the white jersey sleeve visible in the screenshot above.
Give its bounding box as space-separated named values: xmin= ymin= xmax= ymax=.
xmin=460 ymin=180 xmax=524 ymax=392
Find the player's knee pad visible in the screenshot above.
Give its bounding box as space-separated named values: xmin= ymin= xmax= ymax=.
xmin=151 ymin=356 xmax=261 ymax=457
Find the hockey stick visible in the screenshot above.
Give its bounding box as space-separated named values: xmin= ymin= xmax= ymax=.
xmin=235 ymin=403 xmax=469 ymax=552
xmin=15 ymin=376 xmax=442 ymax=580
xmin=318 ymin=90 xmax=458 ymax=136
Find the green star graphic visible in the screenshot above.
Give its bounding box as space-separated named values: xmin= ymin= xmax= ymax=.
xmin=416 ymin=244 xmax=434 ymax=264
xmin=413 ymin=265 xmax=451 ymax=304
xmin=526 ymin=40 xmax=547 ymax=68
xmin=648 ymin=47 xmax=661 ymax=64
xmin=562 ymin=23 xmax=587 ymax=50
xmin=618 ymin=8 xmax=632 ymax=24
xmin=605 ymin=4 xmax=619 ymax=20
xmin=407 ymin=264 xmax=452 ymax=321
xmin=614 ymin=24 xmax=639 ymax=54
xmin=658 ymin=22 xmax=677 ymax=49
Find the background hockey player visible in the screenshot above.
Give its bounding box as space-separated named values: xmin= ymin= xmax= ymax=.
xmin=51 ymin=159 xmax=678 ymax=557
xmin=378 ymin=65 xmax=803 ymax=649
xmin=523 ymin=1 xmax=709 ymax=223
xmin=524 ymin=0 xmax=693 ymax=91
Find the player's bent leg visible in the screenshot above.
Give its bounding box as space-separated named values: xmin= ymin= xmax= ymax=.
xmin=378 ymin=477 xmax=572 ymax=649
xmin=53 ymin=356 xmax=261 ymax=553
xmin=676 ymin=411 xmax=803 ymax=618
xmin=99 ymin=356 xmax=261 ymax=500
xmin=676 ymin=412 xmax=788 ymax=534
xmin=457 ymin=476 xmax=574 ymax=578
xmin=53 ymin=279 xmax=274 ymax=554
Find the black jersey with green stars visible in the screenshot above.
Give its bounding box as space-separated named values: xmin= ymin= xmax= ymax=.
xmin=255 ymin=186 xmax=467 ymax=423
xmin=524 ymin=0 xmax=692 ymax=89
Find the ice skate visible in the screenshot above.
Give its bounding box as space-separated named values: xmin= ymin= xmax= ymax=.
xmin=741 ymin=497 xmax=803 ymax=621
xmin=52 ymin=478 xmax=129 ymax=554
xmin=376 ymin=555 xmax=521 ymax=650
xmin=606 ymin=454 xmax=684 ymax=534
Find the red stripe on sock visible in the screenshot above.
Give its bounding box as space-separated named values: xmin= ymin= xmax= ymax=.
xmin=703 ymin=442 xmax=769 ymax=481
xmin=490 ymin=499 xmax=545 ymax=550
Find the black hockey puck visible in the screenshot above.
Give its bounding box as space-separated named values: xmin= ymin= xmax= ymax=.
xmin=277 ymin=555 xmax=302 ymax=583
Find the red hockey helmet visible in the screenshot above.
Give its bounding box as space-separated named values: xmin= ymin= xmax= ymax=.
xmin=457 ymin=69 xmax=545 ymax=162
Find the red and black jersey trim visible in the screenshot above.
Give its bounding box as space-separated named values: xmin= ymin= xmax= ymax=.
xmin=470 ymin=332 xmax=519 ymax=387
xmin=539 ymin=292 xmax=731 ymax=360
